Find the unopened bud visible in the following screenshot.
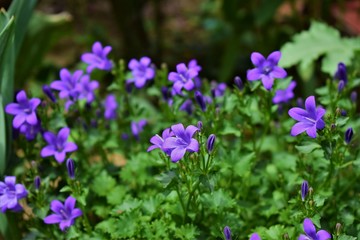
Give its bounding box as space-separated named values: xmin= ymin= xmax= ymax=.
xmin=223 ymin=226 xmax=231 ymax=240
xmin=351 ymin=91 xmax=357 ymax=103
xmin=301 ymin=180 xmax=309 ymax=201
xmin=336 ymin=223 xmax=342 ymax=236
xmin=42 ymin=85 xmax=57 ymax=103
xmin=66 ymin=158 xmax=75 ymax=179
xmin=234 ymin=76 xmax=243 ymax=90
xmin=338 ymin=80 xmax=345 ymax=92
xmin=206 ymin=134 xmax=216 ymax=153
xmin=345 ymin=127 xmax=353 ymax=144
xmin=194 ymin=91 xmax=207 ymax=112
xmin=34 ymin=176 xmax=41 ymax=190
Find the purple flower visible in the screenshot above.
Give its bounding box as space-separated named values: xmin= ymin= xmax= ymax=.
xmin=42 ymin=85 xmax=57 ymax=103
xmin=34 ymin=176 xmax=41 ymax=190
xmin=273 ymin=81 xmax=296 ymax=104
xmin=250 ymin=233 xmax=261 ymax=240
xmin=195 ymin=91 xmax=207 ymax=111
xmin=50 ymin=69 xmax=82 ymax=109
xmin=19 ymin=122 xmax=42 ymax=141
xmin=78 ymin=75 xmax=99 ymax=103
xmin=147 ymin=128 xmax=174 ymax=155
xmin=223 ymin=226 xmax=231 ymax=240
xmin=334 ymin=62 xmax=347 ymax=84
xmin=161 ymin=86 xmax=174 ymax=106
xmin=163 ymin=123 xmax=199 ymax=162
xmin=5 ymin=90 xmax=41 ymax=129
xmin=350 ymin=91 xmax=357 ymax=102
xmin=179 ymin=99 xmax=194 ymax=115
xmin=206 ymin=134 xmax=216 ymax=153
xmin=301 ymin=180 xmax=309 ymax=201
xmin=234 ymin=76 xmax=244 ymax=90
xmin=66 ymin=159 xmax=75 ymax=179
xmin=188 ymin=59 xmax=202 ymax=74
xmin=168 ymin=63 xmax=198 ymax=95
xmin=345 ymin=127 xmax=353 ymax=144
xmin=104 ymin=94 xmax=118 ymax=120
xmin=44 ymin=196 xmax=82 ymax=231
xmin=288 ymin=96 xmax=326 ymax=138
xmin=131 ymin=119 xmax=147 ymax=140
xmin=127 ymin=57 xmax=155 ymax=88
xmin=81 ymin=41 xmax=112 ymax=73
xmin=298 ymin=218 xmax=331 ymax=240
xmin=0 ymin=176 xmax=28 ymax=213
xmin=40 ymin=127 xmax=78 ymax=163
xmin=247 ymin=51 xmax=287 ymax=90
xmin=211 ymin=82 xmax=227 ymax=98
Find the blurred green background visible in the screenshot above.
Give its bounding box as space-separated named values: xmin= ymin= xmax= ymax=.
xmin=1 ymin=0 xmax=360 ymax=88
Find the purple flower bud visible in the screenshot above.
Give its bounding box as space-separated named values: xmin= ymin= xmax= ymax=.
xmin=334 ymin=62 xmax=347 ymax=84
xmin=341 ymin=109 xmax=347 ymax=116
xmin=66 ymin=159 xmax=75 ymax=179
xmin=194 ymin=91 xmax=206 ymax=111
xmin=179 ymin=99 xmax=193 ymax=115
xmin=121 ymin=133 xmax=129 ymax=140
xmin=338 ymin=80 xmax=345 ymax=92
xmin=161 ymin=87 xmax=170 ymax=101
xmin=42 ymin=85 xmax=57 ymax=103
xmin=206 ymin=134 xmax=216 ymax=153
xmin=351 ymin=91 xmax=357 ymax=103
xmin=34 ymin=176 xmax=41 ymax=190
xmin=234 ymin=76 xmax=243 ymax=90
xmin=223 ymin=226 xmax=231 ymax=240
xmin=197 ymin=121 xmax=203 ymax=130
xmin=345 ymin=127 xmax=353 ymax=144
xmin=301 ymin=180 xmax=309 ymax=201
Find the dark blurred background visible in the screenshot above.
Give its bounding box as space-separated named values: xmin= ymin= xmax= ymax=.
xmin=1 ymin=0 xmax=360 ymax=87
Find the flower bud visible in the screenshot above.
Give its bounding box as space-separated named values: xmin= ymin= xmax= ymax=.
xmin=301 ymin=180 xmax=309 ymax=201
xmin=338 ymin=80 xmax=345 ymax=92
xmin=283 ymin=233 xmax=290 ymax=240
xmin=341 ymin=109 xmax=347 ymax=116
xmin=206 ymin=134 xmax=216 ymax=153
xmin=197 ymin=121 xmax=203 ymax=130
xmin=194 ymin=91 xmax=206 ymax=112
xmin=223 ymin=226 xmax=231 ymax=240
xmin=161 ymin=87 xmax=171 ymax=101
xmin=66 ymin=158 xmax=75 ymax=179
xmin=42 ymin=85 xmax=57 ymax=103
xmin=336 ymin=223 xmax=342 ymax=236
xmin=234 ymin=76 xmax=243 ymax=90
xmin=334 ymin=62 xmax=347 ymax=84
xmin=34 ymin=176 xmax=41 ymax=190
xmin=345 ymin=127 xmax=353 ymax=144
xmin=351 ymin=91 xmax=357 ymax=103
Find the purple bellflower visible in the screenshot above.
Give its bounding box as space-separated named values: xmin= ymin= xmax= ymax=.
xmin=44 ymin=196 xmax=82 ymax=232
xmin=104 ymin=94 xmax=118 ymax=120
xmin=131 ymin=119 xmax=147 ymax=140
xmin=19 ymin=122 xmax=42 ymax=141
xmin=81 ymin=41 xmax=112 ymax=73
xmin=147 ymin=128 xmax=174 ymax=155
xmin=168 ymin=63 xmax=198 ymax=95
xmin=301 ymin=180 xmax=309 ymax=201
xmin=247 ymin=51 xmax=287 ymax=90
xmin=50 ymin=69 xmax=82 ymax=109
xmin=250 ymin=233 xmax=261 ymax=240
xmin=127 ymin=57 xmax=155 ymax=88
xmin=298 ymin=218 xmax=331 ymax=240
xmin=288 ymin=96 xmax=326 ymax=138
xmin=211 ymin=81 xmax=227 ymax=98
xmin=163 ymin=123 xmax=199 ymax=162
xmin=41 ymin=127 xmax=78 ymax=164
xmin=0 ymin=176 xmax=28 ymax=213
xmin=188 ymin=59 xmax=202 ymax=74
xmin=345 ymin=127 xmax=353 ymax=144
xmin=5 ymin=90 xmax=41 ymax=129
xmin=78 ymin=75 xmax=99 ymax=104
xmin=334 ymin=62 xmax=347 ymax=84
xmin=223 ymin=226 xmax=231 ymax=240
xmin=273 ymin=81 xmax=296 ymax=104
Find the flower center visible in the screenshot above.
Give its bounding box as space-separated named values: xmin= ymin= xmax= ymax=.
xmin=262 ymin=66 xmax=272 ymax=74
xmin=56 ymin=143 xmax=64 ymax=152
xmin=5 ymin=188 xmax=16 ymax=199
xmin=23 ymin=108 xmax=32 ymax=114
xmin=60 ymin=209 xmax=69 ymax=219
xmin=179 ymin=74 xmax=188 ymax=83
xmin=303 ymin=117 xmax=316 ymax=124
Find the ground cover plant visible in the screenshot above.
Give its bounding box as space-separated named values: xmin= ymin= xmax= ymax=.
xmin=1 ymin=2 xmax=360 ymax=240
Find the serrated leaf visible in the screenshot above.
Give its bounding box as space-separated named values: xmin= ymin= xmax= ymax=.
xmin=92 ymin=171 xmax=116 ymax=197
xmin=280 ymin=21 xmax=360 ymax=75
xmin=295 ymin=142 xmax=321 ymax=154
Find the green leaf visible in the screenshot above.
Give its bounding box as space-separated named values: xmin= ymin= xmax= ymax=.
xmin=174 ymin=224 xmax=199 ymax=240
xmin=234 ymin=152 xmax=255 ymax=177
xmin=91 ymin=171 xmax=116 ymax=197
xmin=280 ymin=21 xmax=360 ymax=75
xmin=106 ymin=186 xmax=127 ymax=205
xmin=295 ymin=142 xmax=321 ymax=154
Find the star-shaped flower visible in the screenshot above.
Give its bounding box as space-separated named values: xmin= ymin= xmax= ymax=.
xmin=288 ymin=96 xmax=326 ymax=138
xmin=0 ymin=176 xmax=28 ymax=213
xmin=81 ymin=41 xmax=112 ymax=73
xmin=298 ymin=218 xmax=331 ymax=240
xmin=127 ymin=57 xmax=155 ymax=88
xmin=168 ymin=63 xmax=198 ymax=95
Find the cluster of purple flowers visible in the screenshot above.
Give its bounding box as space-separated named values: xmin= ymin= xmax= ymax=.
xmin=0 ymin=176 xmax=28 ymax=212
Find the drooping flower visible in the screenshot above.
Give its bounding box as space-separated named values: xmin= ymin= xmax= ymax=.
xmin=301 ymin=180 xmax=309 ymax=201
xmin=127 ymin=57 xmax=155 ymax=88
xmin=223 ymin=226 xmax=231 ymax=240
xmin=44 ymin=196 xmax=82 ymax=231
xmin=273 ymin=81 xmax=296 ymax=104
xmin=19 ymin=122 xmax=42 ymax=141
xmin=334 ymin=62 xmax=347 ymax=84
xmin=168 ymin=63 xmax=198 ymax=95
xmin=5 ymin=90 xmax=41 ymax=129
xmin=78 ymin=75 xmax=99 ymax=104
xmin=147 ymin=128 xmax=174 ymax=155
xmin=0 ymin=176 xmax=28 ymax=213
xmin=163 ymin=123 xmax=199 ymax=162
xmin=104 ymin=94 xmax=118 ymax=120
xmin=211 ymin=82 xmax=227 ymax=98
xmin=288 ymin=96 xmax=326 ymax=138
xmin=345 ymin=127 xmax=353 ymax=144
xmin=50 ymin=69 xmax=82 ymax=109
xmin=247 ymin=51 xmax=287 ymax=90
xmin=298 ymin=218 xmax=331 ymax=240
xmin=131 ymin=119 xmax=147 ymax=140
xmin=250 ymin=233 xmax=261 ymax=240
xmin=81 ymin=41 xmax=112 ymax=73
xmin=40 ymin=127 xmax=78 ymax=163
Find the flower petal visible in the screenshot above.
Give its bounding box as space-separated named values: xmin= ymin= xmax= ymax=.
xmin=271 ymin=66 xmax=287 ymax=79
xmin=44 ymin=214 xmax=63 ymax=224
xmin=305 ymin=96 xmax=316 ymax=118
xmin=303 ymin=218 xmax=317 ymax=239
xmin=140 ymin=57 xmax=151 ymax=66
xmin=5 ymin=176 xmax=16 ymax=186
xmin=176 ymin=63 xmax=187 ymax=74
xmin=261 ymin=75 xmax=274 ymax=90
xmin=170 ymin=147 xmax=186 ymax=162
xmin=185 ymin=125 xmax=198 ymax=138
xmin=247 ymin=68 xmax=262 ymax=81
xmin=50 ymin=200 xmax=64 ymax=214
xmin=70 ymin=208 xmax=83 ymax=219
xmin=306 ymin=126 xmax=317 ymax=138
xmin=267 ymin=51 xmax=281 ymax=64
xmin=65 ymin=196 xmax=76 ymax=212
xmin=5 ymin=103 xmax=22 ymax=115
xmin=250 ymin=233 xmax=261 ymax=240
xmin=317 ymin=230 xmax=332 ymax=240
xmin=59 ymin=219 xmax=73 ymax=232
xmin=291 ymin=122 xmax=312 ymax=136
xmin=64 ymin=142 xmax=78 ymax=153
xmin=16 ymin=90 xmax=27 ymax=103
xmin=57 ymin=128 xmax=70 ymax=144
xmin=54 ymin=151 xmax=66 ymax=163
xmin=288 ymin=107 xmax=309 ymax=122
xmin=41 ymin=145 xmax=56 ymax=157
xmin=298 ymin=234 xmax=309 ymax=240
xmin=13 ymin=114 xmax=26 ymax=129
xmin=187 ymin=139 xmax=199 ymax=152
xmin=251 ymin=52 xmax=265 ymax=66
